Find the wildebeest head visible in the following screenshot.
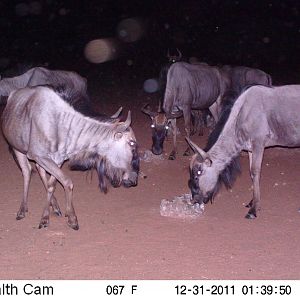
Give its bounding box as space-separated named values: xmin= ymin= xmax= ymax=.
xmin=69 ymin=111 xmax=139 ymax=193
xmin=167 ymin=48 xmax=182 ymax=63
xmin=142 ymin=104 xmax=170 ymax=155
xmin=186 ymin=138 xmax=220 ymax=205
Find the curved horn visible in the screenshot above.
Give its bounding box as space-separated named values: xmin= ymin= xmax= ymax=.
xmin=123 ymin=110 xmax=131 ymax=129
xmin=116 ymin=111 xmax=131 ymax=132
xmin=111 ymin=106 xmax=123 ymax=119
xmin=176 ymin=48 xmax=182 ymax=60
xmin=166 ymin=48 xmax=170 ymax=58
xmin=141 ymin=103 xmax=158 ymax=118
xmin=186 ymin=137 xmax=208 ymax=159
xmin=158 ymin=100 xmax=163 ymax=113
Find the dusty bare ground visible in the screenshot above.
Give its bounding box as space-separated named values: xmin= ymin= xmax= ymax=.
xmin=1 ymin=81 xmax=300 ymax=280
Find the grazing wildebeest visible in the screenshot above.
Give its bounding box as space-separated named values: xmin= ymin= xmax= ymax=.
xmin=222 ymin=65 xmax=272 ymax=94
xmin=158 ymin=48 xmax=183 ymax=103
xmin=2 ymin=86 xmax=139 ymax=230
xmin=0 ymin=66 xmax=123 ymax=121
xmin=160 ymin=62 xmax=230 ymax=160
xmin=187 ymin=84 xmax=300 ymax=219
xmin=0 ymin=66 xmax=89 ymax=110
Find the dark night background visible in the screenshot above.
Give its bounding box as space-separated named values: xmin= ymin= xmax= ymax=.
xmin=1 ymin=0 xmax=300 ymax=84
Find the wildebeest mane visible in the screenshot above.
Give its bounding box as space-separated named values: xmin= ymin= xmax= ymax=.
xmin=44 ymin=84 xmax=119 ymax=122
xmin=204 ymin=89 xmax=242 ymax=192
xmin=43 ymin=84 xmax=94 ymax=115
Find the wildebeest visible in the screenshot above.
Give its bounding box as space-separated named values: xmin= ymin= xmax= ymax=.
xmin=187 ymin=84 xmax=300 ymax=219
xmin=141 ymin=103 xmax=171 ymax=155
xmin=2 ymin=86 xmax=139 ymax=230
xmin=159 ymin=62 xmax=230 ymax=159
xmin=158 ymin=48 xmax=183 ymax=104
xmin=142 ymin=103 xmax=207 ymax=155
xmin=0 ymin=66 xmax=89 ymax=110
xmin=0 ymin=66 xmax=123 ymax=121
xmin=221 ymin=65 xmax=272 ymax=94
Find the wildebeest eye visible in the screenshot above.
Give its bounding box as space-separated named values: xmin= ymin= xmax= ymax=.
xmin=197 ymin=170 xmax=202 ymax=175
xmin=165 ymin=125 xmax=169 ymax=130
xmin=150 ymin=124 xmax=155 ymax=128
xmin=129 ymin=140 xmax=136 ymax=147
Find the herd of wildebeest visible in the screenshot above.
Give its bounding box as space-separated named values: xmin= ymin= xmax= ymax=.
xmin=0 ymin=54 xmax=300 ymax=230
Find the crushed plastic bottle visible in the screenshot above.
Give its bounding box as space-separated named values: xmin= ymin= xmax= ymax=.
xmin=160 ymin=193 xmax=204 ymax=219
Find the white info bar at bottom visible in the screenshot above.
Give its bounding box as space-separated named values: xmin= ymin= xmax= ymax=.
xmin=0 ymin=280 xmax=299 ymax=299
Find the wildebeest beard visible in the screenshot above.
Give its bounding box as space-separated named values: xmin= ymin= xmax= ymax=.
xmin=69 ymin=146 xmax=140 ymax=194
xmin=69 ymin=152 xmax=125 ymax=194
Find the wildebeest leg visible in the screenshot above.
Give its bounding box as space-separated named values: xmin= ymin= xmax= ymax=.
xmin=245 ymin=151 xmax=253 ymax=208
xmin=35 ymin=157 xmax=79 ymax=230
xmin=193 ymin=110 xmax=204 ymax=136
xmin=183 ymin=106 xmax=192 ymax=156
xmin=209 ymin=95 xmax=222 ymax=124
xmin=14 ymin=150 xmax=32 ymax=220
xmin=36 ymin=165 xmax=56 ymax=229
xmin=246 ymin=145 xmax=264 ymax=219
xmin=168 ymin=119 xmax=177 ymax=160
xmin=35 ymin=164 xmax=62 ymax=217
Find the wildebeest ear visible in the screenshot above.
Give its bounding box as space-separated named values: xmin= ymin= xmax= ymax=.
xmin=141 ymin=104 xmax=158 ymax=118
xmin=114 ymin=132 xmax=123 ymax=140
xmin=204 ymin=158 xmax=212 ymax=167
xmin=186 ymin=137 xmax=208 ymax=160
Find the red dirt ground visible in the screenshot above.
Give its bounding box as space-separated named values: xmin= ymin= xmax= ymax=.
xmin=1 ymin=80 xmax=300 ymax=280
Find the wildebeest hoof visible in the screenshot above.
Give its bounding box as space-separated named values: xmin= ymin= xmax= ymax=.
xmin=168 ymin=155 xmax=175 ymax=160
xmin=245 ymin=213 xmax=256 ymax=219
xmin=16 ymin=206 xmax=28 ymax=220
xmin=68 ymin=222 xmax=79 ymax=230
xmin=245 ymin=200 xmax=253 ymax=208
xmin=16 ymin=213 xmax=25 ymax=220
xmin=183 ymin=148 xmax=191 ymax=156
xmin=38 ymin=219 xmax=49 ymax=229
xmin=67 ymin=216 xmax=79 ymax=230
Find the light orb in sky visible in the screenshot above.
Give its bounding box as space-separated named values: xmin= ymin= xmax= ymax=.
xmin=84 ymin=38 xmax=119 ymax=64
xmin=117 ymin=18 xmax=145 ymax=43
xmin=127 ymin=59 xmax=133 ymax=66
xmin=143 ymin=79 xmax=159 ymax=93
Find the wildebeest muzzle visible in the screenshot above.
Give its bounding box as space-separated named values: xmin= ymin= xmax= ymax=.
xmin=188 ymin=178 xmax=210 ymax=205
xmin=123 ymin=172 xmax=138 ymax=188
xmin=151 ymin=127 xmax=167 ymax=155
